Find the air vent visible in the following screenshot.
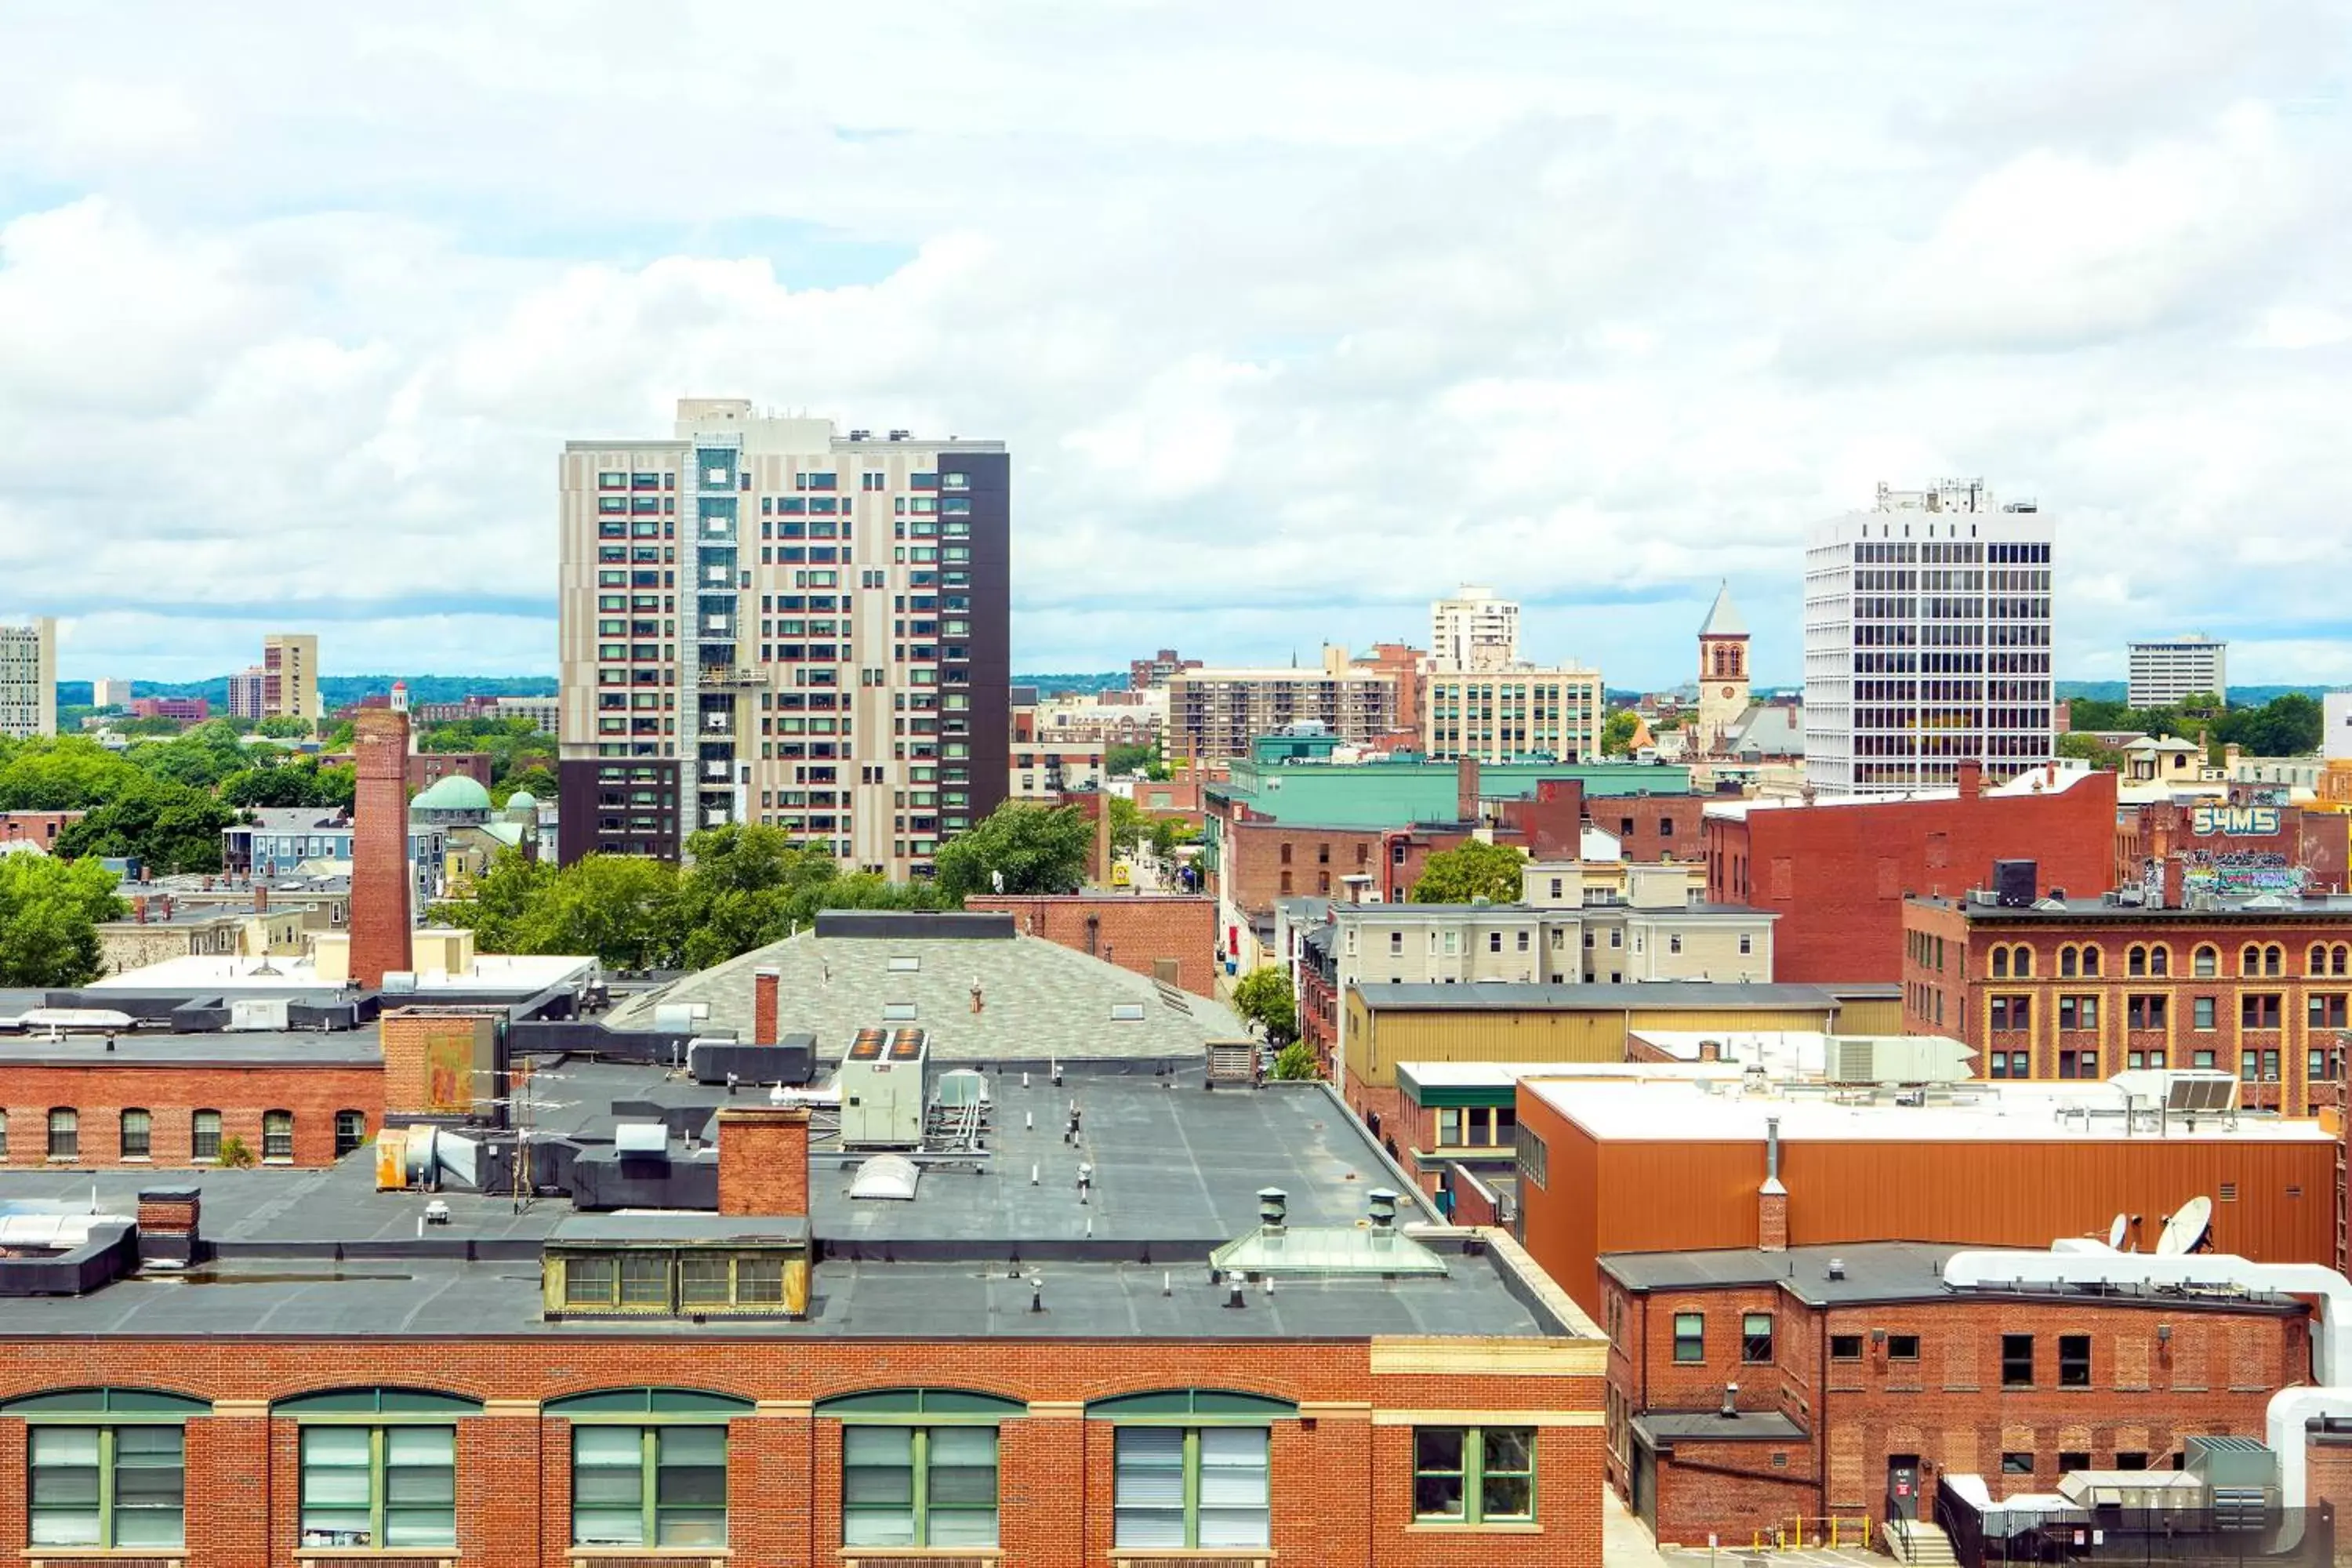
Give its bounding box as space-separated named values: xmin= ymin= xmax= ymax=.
xmin=887 ymin=956 xmax=920 ymax=972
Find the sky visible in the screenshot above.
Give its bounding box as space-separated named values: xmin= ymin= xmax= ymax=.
xmin=1 ymin=3 xmax=2348 ymax=690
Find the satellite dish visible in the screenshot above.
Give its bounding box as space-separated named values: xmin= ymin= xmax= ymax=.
xmin=2107 ymin=1213 xmax=2129 ymax=1250
xmin=2156 ymin=1196 xmax=2213 ymax=1257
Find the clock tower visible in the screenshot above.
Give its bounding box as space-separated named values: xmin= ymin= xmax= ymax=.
xmin=1696 ymin=581 xmax=1750 ymax=753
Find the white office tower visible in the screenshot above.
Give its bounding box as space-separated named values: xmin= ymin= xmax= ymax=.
xmin=1803 ymin=479 xmax=2054 ymax=794
xmin=1429 ymin=586 xmax=1519 ymax=672
xmin=2127 ymin=636 xmax=2227 ymax=710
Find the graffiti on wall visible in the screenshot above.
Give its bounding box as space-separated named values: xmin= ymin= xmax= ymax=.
xmin=2143 ymin=849 xmax=2307 ymax=902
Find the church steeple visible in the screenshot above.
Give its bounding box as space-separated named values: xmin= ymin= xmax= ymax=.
xmin=1699 ymin=580 xmax=1747 ymax=640
xmin=1695 ymin=580 xmax=1751 ymax=753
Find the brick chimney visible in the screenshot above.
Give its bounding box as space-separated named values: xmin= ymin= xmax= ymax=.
xmin=136 ymin=1185 xmax=203 ymax=1267
xmin=132 ymin=896 xmax=147 ymax=925
xmin=716 ymin=1106 xmax=810 ymax=1218
xmin=2161 ymin=856 xmax=2187 ymax=911
xmin=753 ymin=967 xmax=780 ymax=1047
xmin=1457 ymin=757 xmax=1481 ymax=824
xmin=350 ymin=709 xmax=414 ymax=987
xmin=1957 ymin=758 xmax=1983 ymax=800
xmin=253 ymin=884 xmax=269 ymax=914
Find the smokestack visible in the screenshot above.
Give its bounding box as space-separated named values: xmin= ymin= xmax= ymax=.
xmin=1758 ymin=1116 xmax=1789 ymax=1253
xmin=753 ymin=967 xmax=779 ymax=1047
xmin=350 ymin=709 xmax=414 ymax=987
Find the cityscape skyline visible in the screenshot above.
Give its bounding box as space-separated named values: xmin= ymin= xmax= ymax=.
xmin=3 ymin=5 xmax=2348 ymax=688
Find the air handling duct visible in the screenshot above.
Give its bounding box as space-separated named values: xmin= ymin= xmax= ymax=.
xmin=1942 ymin=1247 xmax=2352 ymax=1512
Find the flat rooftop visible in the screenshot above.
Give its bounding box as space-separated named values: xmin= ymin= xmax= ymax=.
xmin=87 ymin=953 xmax=597 ymax=995
xmin=608 ymin=925 xmax=1246 ymax=1061
xmin=1602 ymin=1240 xmax=2309 ymax=1313
xmin=1912 ymin=894 xmax=2352 ymax=920
xmin=1353 ymin=981 xmax=1896 ymax=1012
xmin=0 ymin=1027 xmax=380 ymax=1068
xmin=0 ymin=1062 xmax=1567 ymax=1341
xmin=1398 ymin=1060 xmax=1748 ymax=1098
xmin=1529 ymin=1076 xmax=2335 ymax=1144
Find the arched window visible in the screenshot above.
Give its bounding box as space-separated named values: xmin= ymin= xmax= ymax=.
xmin=818 ymin=1391 xmax=1025 ymax=1550
xmin=273 ymin=1389 xmax=481 ymax=1552
xmin=2013 ymin=946 xmax=2034 ymax=978
xmin=2195 ymin=946 xmax=2219 ymax=978
xmin=2129 ymin=945 xmax=2147 ymax=977
xmin=2242 ymin=944 xmax=2261 ymax=976
xmin=3 ymin=1388 xmax=209 ymax=1551
xmin=2060 ymin=947 xmax=2078 ymax=978
xmin=1992 ymin=948 xmax=2009 ymax=978
xmin=1089 ymin=1391 xmax=1296 ymax=1552
xmin=48 ymin=1108 xmax=78 ymax=1160
xmin=120 ymin=1109 xmax=151 ymax=1160
xmin=2336 ymin=946 xmax=2350 ymax=978
xmin=2310 ymin=944 xmax=2328 ymax=975
xmin=2151 ymin=945 xmax=2170 ymax=976
xmin=550 ymin=1390 xmax=751 ymax=1549
xmin=2080 ymin=946 xmax=2101 ymax=977
xmin=2267 ymin=945 xmax=2285 ymax=977
xmin=263 ymin=1109 xmax=293 ymax=1163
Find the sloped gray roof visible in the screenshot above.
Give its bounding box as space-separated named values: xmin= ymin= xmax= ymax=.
xmin=605 ymin=927 xmax=1247 ymax=1060
xmin=1699 ymin=580 xmax=1748 ymax=637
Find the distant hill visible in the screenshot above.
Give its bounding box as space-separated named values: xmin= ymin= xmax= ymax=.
xmin=1014 ymin=672 xmax=1130 ymax=695
xmin=58 ymin=674 xmax=558 ymax=708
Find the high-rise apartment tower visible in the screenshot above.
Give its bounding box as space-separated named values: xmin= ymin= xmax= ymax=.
xmin=1429 ymin=586 xmax=1519 ymax=672
xmin=557 ymin=400 xmax=1009 ymax=875
xmin=1803 ymin=478 xmax=2054 ymax=794
xmin=2126 ymin=636 xmax=2227 ymax=710
xmin=0 ymin=619 xmax=56 ymax=739
xmin=262 ymin=633 xmax=321 ymax=720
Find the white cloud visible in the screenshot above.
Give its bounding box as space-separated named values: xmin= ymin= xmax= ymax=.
xmin=0 ymin=2 xmax=2347 ymax=688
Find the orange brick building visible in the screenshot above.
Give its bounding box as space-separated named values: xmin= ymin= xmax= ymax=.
xmin=0 ymin=1036 xmax=379 ymax=1169
xmin=966 ymin=893 xmax=1218 ymax=996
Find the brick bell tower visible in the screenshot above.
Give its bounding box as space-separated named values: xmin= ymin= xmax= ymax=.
xmin=1696 ymin=580 xmax=1751 ymax=756
xmin=350 ymin=708 xmax=414 ymax=987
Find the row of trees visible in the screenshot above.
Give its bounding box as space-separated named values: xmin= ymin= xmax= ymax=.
xmin=0 ymin=729 xmax=342 ymax=873
xmin=2063 ymin=691 xmax=2323 ymax=760
xmin=429 ymin=804 xmax=1105 ymax=971
xmin=0 ymin=854 xmax=125 ymax=986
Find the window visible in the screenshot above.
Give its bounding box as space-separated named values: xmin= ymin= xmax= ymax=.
xmin=2313 ymin=995 xmax=2350 ymax=1030
xmin=1489 ymin=932 xmax=1501 ymax=953
xmin=2129 ymin=945 xmax=2148 ymax=977
xmin=191 ymin=1110 xmax=221 ymax=1162
xmin=2114 ymin=1451 xmax=2149 ymax=1472
xmin=48 ymin=1107 xmax=78 ymax=1160
xmin=2243 ymin=994 xmax=2282 ymax=1030
xmin=335 ymin=1110 xmax=368 ymax=1158
xmin=1672 ymin=1312 xmax=1704 ymax=1363
xmin=1113 ymin=1427 xmax=1268 ymax=1549
xmin=263 ymin=1109 xmax=294 ymax=1162
xmin=2002 ymin=1451 xmax=2034 ymax=1475
xmin=1831 ymin=1335 xmax=1863 ymax=1361
xmin=2059 ymin=1048 xmax=2100 ymax=1080
xmin=10 ymin=1391 xmax=204 ymax=1549
xmin=1413 ymin=1427 xmax=1534 ymax=1525
xmin=2059 ymin=1334 xmax=2091 ymax=1387
xmin=2194 ymin=996 xmax=2217 ymax=1030
xmin=2194 ymin=945 xmax=2219 ymax=978
xmin=2128 ymin=994 xmax=2168 ymax=1029
xmin=2149 ymin=945 xmax=2169 ymax=976
xmin=2079 ymin=945 xmax=2101 ymax=976
xmin=572 ymin=1426 xmax=727 ymax=1547
xmin=1887 ymin=1334 xmax=1921 ymax=1360
xmin=2002 ymin=1334 xmax=2034 ymax=1388
xmin=826 ymin=1389 xmax=1018 ymax=1546
xmin=1742 ymin=1312 xmax=1774 ymax=1364
xmin=299 ymin=1426 xmax=456 ymax=1548
xmin=2059 ymin=996 xmax=2099 ymax=1031
xmin=2060 ymin=1450 xmax=2090 ymax=1474
xmin=1991 ymin=996 xmax=2031 ymax=1032
xmin=1992 ymin=947 xmax=2008 ymax=978
xmin=119 ymin=1108 xmax=151 ymax=1160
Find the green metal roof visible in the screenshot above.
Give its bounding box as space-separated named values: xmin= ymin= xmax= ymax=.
xmin=1208 ymin=760 xmax=1694 ymax=828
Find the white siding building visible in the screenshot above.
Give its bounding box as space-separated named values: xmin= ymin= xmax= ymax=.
xmin=1803 ymin=479 xmax=2055 ymax=794
xmin=1429 ymin=586 xmax=1520 ymax=672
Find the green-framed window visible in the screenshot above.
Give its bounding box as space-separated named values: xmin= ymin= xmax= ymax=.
xmin=549 ymin=1388 xmax=747 ymax=1548
xmin=1412 ymin=1426 xmax=1535 ymax=1525
xmin=7 ymin=1389 xmax=205 ymax=1549
xmin=822 ymin=1389 xmax=1019 ymax=1549
xmin=1092 ymin=1391 xmax=1291 ymax=1548
xmin=278 ymin=1388 xmax=477 ymax=1550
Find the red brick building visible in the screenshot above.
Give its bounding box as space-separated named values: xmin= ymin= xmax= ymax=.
xmin=965 ymin=893 xmax=1218 ymax=996
xmin=1602 ymin=1240 xmax=2313 ymax=1543
xmin=1704 ymin=762 xmax=2118 ymax=982
xmin=1902 ymin=883 xmax=2352 ymax=1116
xmin=0 ymin=811 xmax=82 ymax=850
xmin=2115 ymin=796 xmax=2351 ymax=895
xmin=409 ymin=751 xmax=495 ymax=793
xmin=0 ymin=1037 xmax=379 ymax=1169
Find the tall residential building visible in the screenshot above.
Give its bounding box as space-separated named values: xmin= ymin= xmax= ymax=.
xmin=2127 ymin=634 xmax=2227 ymax=710
xmin=0 ymin=618 xmax=56 ymax=738
xmin=1127 ymin=648 xmax=1202 ymax=691
xmin=558 ymin=399 xmax=1009 ymax=875
xmin=1803 ymin=478 xmax=2054 ymax=794
xmin=91 ymin=677 xmax=132 ymax=710
xmin=1429 ymin=585 xmax=1519 ymax=672
xmin=261 ymin=633 xmax=321 ymax=720
xmin=1423 ymin=665 xmax=1604 ymax=763
xmin=226 ymin=666 xmax=268 ymax=720
xmin=1166 ymin=649 xmax=1399 ymax=763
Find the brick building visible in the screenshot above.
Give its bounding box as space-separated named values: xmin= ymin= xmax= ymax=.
xmin=126 ymin=696 xmax=209 ymax=723
xmin=410 ymin=751 xmax=495 ymax=793
xmin=0 ymin=811 xmax=80 ymax=850
xmin=1902 ymin=880 xmax=2352 ymax=1116
xmin=0 ymin=1030 xmax=379 ymax=1169
xmin=1602 ymin=1240 xmax=2315 ymax=1543
xmin=2115 ymin=795 xmax=2351 ymax=895
xmin=1515 ymin=1074 xmax=2338 ymax=1320
xmin=1704 ymin=761 xmax=2118 ymax=982
xmin=964 ymin=893 xmax=1218 ymax=996
xmin=0 ymin=1051 xmax=1604 ymax=1566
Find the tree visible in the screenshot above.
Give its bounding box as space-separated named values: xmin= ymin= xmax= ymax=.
xmin=1601 ymin=709 xmax=1642 ymax=757
xmin=0 ymin=853 xmax=123 ymax=985
xmin=427 ymin=849 xmax=555 ymax=956
xmin=503 ymin=764 xmax=557 ymax=801
xmin=2056 ymin=732 xmax=2125 ymax=771
xmin=1271 ymin=1041 xmax=1321 ymax=1080
xmin=2228 ymin=693 xmax=2322 ymax=757
xmin=1105 ymin=741 xmax=1155 ymax=778
xmin=1107 ymin=795 xmax=1149 ymax=855
xmin=220 ymin=758 xmax=352 ymax=810
xmin=1232 ymin=965 xmax=1298 ymax=1047
xmin=933 ymin=803 xmax=1094 ymax=900
xmin=512 ymin=854 xmax=684 ymax=971
xmin=1149 ymin=815 xmax=1199 ymax=861
xmin=54 ymin=784 xmax=241 ymax=874
xmin=1410 ymin=839 xmax=1526 ymax=904
xmin=253 ymin=716 xmax=315 ymax=739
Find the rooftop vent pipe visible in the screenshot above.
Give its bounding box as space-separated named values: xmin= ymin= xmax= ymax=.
xmin=1258 ymin=1188 xmax=1287 ymax=1232
xmin=1368 ymin=1189 xmax=1399 ymax=1229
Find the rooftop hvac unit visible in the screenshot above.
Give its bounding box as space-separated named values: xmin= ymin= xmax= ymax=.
xmin=837 ymin=1026 xmax=931 ymax=1147
xmin=1824 ymin=1035 xmax=1974 ymax=1086
xmin=2185 ymin=1435 xmax=2277 ymax=1530
xmin=228 ymin=997 xmax=291 ymax=1033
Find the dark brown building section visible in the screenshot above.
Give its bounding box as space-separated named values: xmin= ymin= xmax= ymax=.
xmin=557 ymin=757 xmax=682 ymax=866
xmin=946 ymin=451 xmax=1011 ymax=839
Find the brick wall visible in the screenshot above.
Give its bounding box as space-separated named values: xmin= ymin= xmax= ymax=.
xmin=966 ymin=894 xmax=1218 ymax=995
xmin=1705 ymin=771 xmax=2118 ymax=982
xmin=0 ymin=1061 xmax=379 ymax=1168
xmin=1220 ymin=819 xmax=1385 ymax=917
xmin=350 ymin=708 xmax=412 ymax=986
xmin=380 ymin=1008 xmax=500 ymax=1119
xmin=1588 ymin=794 xmax=1708 ymax=864
xmin=717 ymin=1105 xmax=811 ymax=1217
xmin=0 ymin=1336 xmax=1605 ymax=1568
xmin=0 ymin=810 xmax=82 ymax=847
